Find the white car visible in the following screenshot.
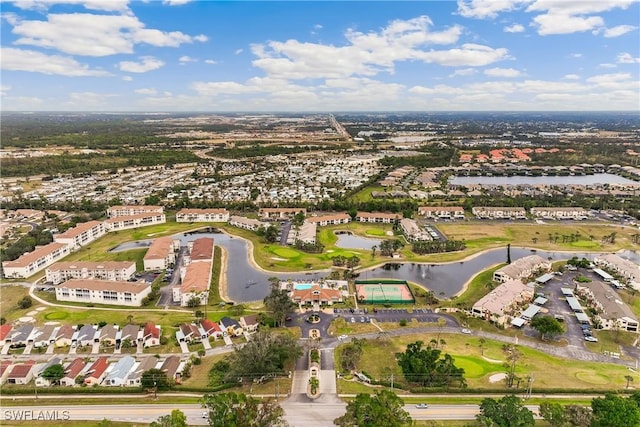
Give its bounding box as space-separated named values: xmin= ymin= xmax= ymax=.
xmin=461 ymin=328 xmax=472 ymax=334
xmin=202 ymin=411 xmax=208 ymax=419
xmin=337 ymin=334 xmax=348 ymax=341
xmin=584 ymin=336 xmax=598 ymax=342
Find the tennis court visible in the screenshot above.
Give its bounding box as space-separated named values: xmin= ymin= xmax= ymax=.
xmin=355 ymin=280 xmax=415 ymax=304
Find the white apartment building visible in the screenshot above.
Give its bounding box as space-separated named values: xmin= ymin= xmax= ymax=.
xmin=55 ymin=279 xmax=151 ymax=307
xmin=306 ymin=213 xmax=351 ymax=226
xmin=2 ymin=242 xmax=71 ymax=279
xmin=259 ymin=207 xmax=307 ymax=220
xmin=229 ymin=215 xmax=268 ymax=231
xmin=355 ymin=211 xmax=400 ymax=223
xmin=472 ymin=207 xmax=527 ymax=220
xmin=418 ymin=206 xmax=466 ymax=220
xmin=143 ymin=236 xmax=180 ymax=271
xmin=107 ymin=205 xmax=164 ymax=218
xmin=593 ymin=253 xmax=640 ymax=290
xmin=287 ymin=221 xmax=317 ymax=245
xmin=472 ymin=279 xmax=534 ymax=327
xmin=103 ymin=213 xmax=166 ymax=232
xmin=576 ymin=280 xmax=639 ymax=333
xmin=173 ymin=238 xmax=214 ymax=306
xmin=53 ymin=221 xmax=107 ymax=251
xmin=493 ymin=255 xmax=552 ymax=283
xmin=400 ymin=218 xmax=431 ymax=242
xmin=46 ymin=261 xmax=136 ymax=285
xmin=176 ymin=208 xmax=230 ymax=222
xmin=530 ymin=207 xmax=588 ymax=220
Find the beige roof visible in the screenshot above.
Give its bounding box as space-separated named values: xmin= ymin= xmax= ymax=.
xmin=104 ymin=213 xmax=164 ymax=223
xmin=55 ymin=220 xmax=103 ymax=238
xmin=108 ymin=205 xmax=163 ymax=212
xmin=3 ymin=242 xmax=68 ymax=268
xmin=495 ymin=255 xmax=548 ymax=280
xmin=259 ymin=207 xmax=307 ymax=213
xmin=178 ymin=208 xmax=228 ymax=215
xmin=474 ymin=279 xmax=532 ymax=315
xmin=180 ymin=262 xmax=212 ymax=293
xmin=307 ymin=213 xmax=350 ymax=223
xmin=59 ymin=279 xmax=150 ymax=294
xmin=48 ymin=261 xmax=135 ymax=272
xmin=418 ymin=206 xmax=464 ymax=212
xmin=190 ymin=238 xmax=214 ymax=261
xmin=578 ymin=280 xmax=637 ymax=321
xmin=144 ymin=236 xmax=174 ymax=261
xmin=356 ymin=211 xmax=400 ymax=219
xmin=531 ymin=207 xmax=586 ymax=212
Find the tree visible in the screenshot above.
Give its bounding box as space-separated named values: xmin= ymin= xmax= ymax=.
xmin=264 ymin=225 xmax=279 ymax=243
xmin=530 ymin=315 xmax=563 ymax=341
xmin=564 ymin=404 xmax=592 ymax=427
xmin=395 ymin=340 xmax=465 ymax=388
xmin=503 ymin=344 xmax=522 ymax=388
xmin=186 ymin=295 xmax=201 ymax=308
xmin=141 ymin=368 xmax=171 ymax=390
xmin=17 ymin=296 xmax=33 ymax=309
xmin=202 ymin=392 xmax=288 ymax=427
xmin=539 ymin=401 xmax=567 ymax=427
xmin=626 ymin=375 xmax=634 ymax=389
xmin=591 ymin=393 xmax=640 ymax=427
xmin=476 ymin=395 xmax=535 ymax=427
xmin=150 ymin=409 xmax=187 ymax=427
xmin=264 ymin=287 xmax=297 ymax=327
xmin=334 ymin=390 xmax=411 ymax=427
xmin=339 ymin=338 xmax=364 ymax=372
xmin=41 ymin=363 xmax=65 ymax=385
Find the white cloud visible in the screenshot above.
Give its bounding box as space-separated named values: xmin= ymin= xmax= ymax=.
xmin=526 ymin=0 xmax=637 ymax=15
xmin=64 ymin=91 xmax=117 ymax=108
xmin=484 ymin=67 xmax=522 ymax=77
xmin=586 ymin=72 xmax=633 ymax=88
xmin=617 ymin=52 xmax=640 ymax=63
xmin=532 ymin=13 xmax=603 ymax=35
xmin=599 ymin=63 xmax=617 ymax=68
xmin=416 ymin=44 xmax=510 ymax=67
xmin=604 ymin=25 xmax=638 ymax=37
xmin=563 ymin=74 xmax=580 ymax=80
xmin=0 ymin=85 xmax=12 ymax=96
xmin=179 ymin=55 xmax=197 ymax=63
xmin=11 ymin=0 xmax=130 ymax=12
xmin=134 ymin=88 xmax=158 ymax=95
xmin=450 ymin=68 xmax=478 ymax=77
xmin=1 ymin=47 xmax=110 ymax=76
xmin=122 ymin=76 xmax=133 ymax=81
xmin=504 ymin=23 xmax=525 ymax=33
xmin=235 ymin=49 xmax=243 ymax=55
xmin=204 ymin=59 xmax=217 ymax=64
xmin=569 ymin=53 xmax=583 ymax=58
xmin=457 ymin=0 xmax=531 ymax=19
xmin=163 ymin=0 xmax=192 ymax=5
xmin=9 ymin=12 xmax=207 ymax=57
xmin=119 ymin=56 xmax=165 ymax=73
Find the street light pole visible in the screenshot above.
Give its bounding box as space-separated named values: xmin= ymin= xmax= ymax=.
xmin=154 ymin=380 xmax=157 ymax=400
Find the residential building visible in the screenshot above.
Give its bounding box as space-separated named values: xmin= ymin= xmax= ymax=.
xmin=84 ymin=357 xmax=109 ymax=386
xmin=103 ymin=212 xmax=166 ymax=231
xmin=530 ymin=207 xmax=588 ymax=220
xmin=53 ymin=220 xmax=106 ymax=251
xmin=0 ymin=361 xmax=13 ymax=386
xmin=72 ymin=324 xmax=98 ymax=347
xmin=32 ymin=324 xmax=58 ymax=348
xmin=229 ymin=215 xmax=268 ymax=231
xmin=471 ymin=206 xmax=527 ymax=220
xmin=0 ymin=324 xmax=13 ymax=346
xmin=7 ymin=324 xmax=34 ymax=347
xmin=46 ymin=261 xmax=136 ymax=284
xmin=107 ymin=205 xmax=164 ymax=218
xmin=306 ymin=213 xmax=351 ymax=226
xmin=286 ymin=220 xmax=317 ymax=245
xmin=104 ymin=355 xmax=137 ymax=386
xmin=200 ymin=319 xmax=223 ymax=340
xmin=54 ymin=325 xmax=74 ymax=348
xmin=400 ymin=218 xmax=431 ymax=242
xmin=472 ymin=279 xmax=534 ymax=327
xmin=240 ymin=314 xmax=259 ymax=332
xmin=141 ymin=322 xmax=161 ymax=348
xmin=259 ymin=207 xmax=307 ymax=220
xmin=126 ymin=356 xmax=157 ymax=387
xmin=219 ymin=317 xmax=243 ymax=337
xmin=5 ymin=361 xmax=36 ymax=385
xmin=493 ymin=255 xmax=552 ymax=283
xmin=98 ymin=324 xmax=119 ymax=347
xmin=60 ymin=358 xmax=86 ymax=386
xmin=35 ymin=357 xmax=63 ymax=387
xmin=291 ymin=284 xmax=343 ymax=306
xmin=355 ymin=211 xmax=400 ymax=223
xmin=2 ymin=242 xmax=71 ymax=279
xmin=594 ymin=254 xmax=640 ymax=290
xmin=143 ymin=236 xmax=180 ymax=271
xmin=117 ymin=324 xmax=140 ymax=349
xmin=176 ymin=208 xmax=230 ymax=222
xmin=159 ymin=355 xmax=182 ymax=384
xmin=176 ymin=323 xmax=201 ymax=343
xmin=173 ymin=238 xmax=214 ymax=306
xmin=55 ymin=279 xmax=151 ymax=307
xmin=418 ymin=206 xmax=466 ymax=220
xmin=576 ymin=280 xmax=639 ymax=333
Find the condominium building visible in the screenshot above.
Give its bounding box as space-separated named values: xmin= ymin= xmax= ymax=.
xmin=306 ymin=213 xmax=351 ymax=226
xmin=259 ymin=207 xmax=307 ymax=220
xmin=493 ymin=255 xmax=552 ymax=283
xmin=176 ymin=208 xmax=230 ymax=223
xmin=594 ymin=253 xmax=640 ymax=290
xmin=55 ymin=279 xmax=151 ymax=307
xmin=46 ymin=261 xmax=136 ymax=284
xmin=530 ymin=207 xmax=588 ymax=220
xmin=53 ymin=221 xmax=106 ymax=251
xmin=286 ymin=221 xmax=317 ymax=245
xmin=355 ymin=211 xmax=400 ymax=223
xmin=143 ymin=236 xmax=180 ymax=271
xmin=103 ymin=213 xmax=166 ymax=231
xmin=472 ymin=279 xmax=534 ymax=326
xmin=400 ymin=218 xmax=431 ymax=242
xmin=2 ymin=242 xmax=71 ymax=279
xmin=229 ymin=215 xmax=268 ymax=231
xmin=576 ymin=280 xmax=639 ymax=332
xmin=107 ymin=205 xmax=164 ymax=218
xmin=173 ymin=237 xmax=214 ymax=306
xmin=418 ymin=206 xmax=466 ymax=220
xmin=472 ymin=207 xmax=526 ymax=220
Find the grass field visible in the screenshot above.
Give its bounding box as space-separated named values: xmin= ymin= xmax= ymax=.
xmin=336 ymin=333 xmax=636 ymax=392
xmin=1 ymin=285 xmax=42 ymax=323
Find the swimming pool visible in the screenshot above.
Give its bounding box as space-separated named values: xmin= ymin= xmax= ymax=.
xmin=293 ymin=283 xmax=314 ymax=290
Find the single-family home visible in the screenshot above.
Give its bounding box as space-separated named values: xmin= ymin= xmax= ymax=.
xmin=176 ymin=323 xmax=201 ymax=343
xmin=116 ymin=324 xmax=140 ymax=349
xmin=72 ymin=324 xmax=97 ymax=348
xmin=240 ymin=314 xmax=260 ymax=332
xmin=60 ymin=358 xmax=86 ymax=386
xmin=54 ymin=324 xmax=75 ymax=348
xmin=7 ymin=324 xmax=34 ymax=347
xmin=219 ymin=317 xmax=243 ymax=337
xmin=5 ymin=360 xmax=36 ymax=385
xmin=200 ymin=319 xmax=223 ymax=340
xmin=104 ymin=355 xmax=137 ymax=386
xmin=141 ymin=322 xmax=161 ymax=348
xmin=159 ymin=355 xmax=182 ymax=384
xmin=32 ymin=324 xmax=58 ymax=348
xmin=34 ymin=357 xmax=63 ymax=387
xmin=0 ymin=324 xmax=13 ymax=346
xmin=84 ymin=357 xmax=110 ymax=386
xmin=0 ymin=361 xmax=14 ymax=385
xmin=98 ymin=324 xmax=119 ymax=347
xmin=126 ymin=356 xmax=157 ymax=387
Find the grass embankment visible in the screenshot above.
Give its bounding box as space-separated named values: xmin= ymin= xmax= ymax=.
xmin=335 ymin=333 xmax=635 ymax=393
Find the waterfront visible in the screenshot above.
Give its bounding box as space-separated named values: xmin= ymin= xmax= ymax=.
xmin=449 ymin=173 xmax=638 ymax=186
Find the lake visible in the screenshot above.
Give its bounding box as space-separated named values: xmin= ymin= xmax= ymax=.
xmin=334 ymin=233 xmax=382 ymax=250
xmin=449 ymin=173 xmax=638 ymax=186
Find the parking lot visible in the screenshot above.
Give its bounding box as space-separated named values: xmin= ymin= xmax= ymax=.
xmin=332 ymin=307 xmax=457 ymax=326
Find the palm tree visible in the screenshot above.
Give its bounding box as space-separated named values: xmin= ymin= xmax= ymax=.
xmin=370 ymin=245 xmax=377 ymax=259
xmin=626 ymin=375 xmax=634 ymax=389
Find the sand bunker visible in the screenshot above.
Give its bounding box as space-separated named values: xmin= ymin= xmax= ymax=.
xmin=489 ymin=373 xmax=507 ymax=383
xmin=18 ymin=316 xmax=34 ymax=323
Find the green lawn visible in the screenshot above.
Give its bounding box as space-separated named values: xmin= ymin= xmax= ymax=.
xmin=1 ymin=285 xmax=42 ymax=323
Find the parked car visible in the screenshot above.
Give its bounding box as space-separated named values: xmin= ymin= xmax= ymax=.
xmin=350 ymin=317 xmax=355 ymax=323
xmin=584 ymin=336 xmax=598 ymax=342
xmin=360 ymin=316 xmax=365 ymax=323
xmin=338 ymin=334 xmax=348 ymax=340
xmin=461 ymin=328 xmax=472 ymax=334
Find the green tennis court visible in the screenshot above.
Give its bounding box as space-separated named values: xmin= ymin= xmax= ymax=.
xmin=355 ymin=280 xmax=415 ymax=304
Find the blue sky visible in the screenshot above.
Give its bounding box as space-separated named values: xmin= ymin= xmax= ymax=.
xmin=1 ymin=0 xmax=639 ymax=111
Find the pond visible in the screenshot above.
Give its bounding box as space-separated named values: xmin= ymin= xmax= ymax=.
xmin=334 ymin=232 xmax=382 ymax=250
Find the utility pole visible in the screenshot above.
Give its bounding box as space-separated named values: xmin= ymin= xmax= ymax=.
xmin=527 ymin=374 xmax=534 ymax=399
xmin=390 ymin=374 xmax=394 ymax=391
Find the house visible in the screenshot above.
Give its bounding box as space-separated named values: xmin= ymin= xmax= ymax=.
xmin=471 ymin=207 xmax=526 ymax=220
xmin=259 ymin=207 xmax=307 ymax=220
xmin=72 ymin=324 xmax=98 ymax=347
xmin=7 ymin=324 xmax=34 ymax=347
xmin=576 ymin=280 xmax=639 ymax=333
xmin=306 ymin=213 xmax=351 ymax=226
xmin=54 ymin=324 xmax=75 ymax=348
xmin=159 ymin=355 xmax=182 ymax=384
xmin=5 ymin=360 xmax=36 ymax=385
xmin=0 ymin=324 xmax=13 ymax=346
xmin=60 ymin=358 xmax=86 ymax=386
xmin=104 ymin=355 xmax=137 ymax=386
xmin=200 ymin=319 xmax=223 ymax=340
xmin=176 ymin=208 xmax=230 ymax=222
xmin=98 ymin=324 xmax=119 ymax=347
xmin=107 ymin=205 xmax=164 ymax=218
xmin=126 ymin=356 xmax=157 ymax=387
xmin=176 ymin=323 xmax=201 ymax=343
xmin=46 ymin=261 xmax=136 ymax=285
xmin=34 ymin=357 xmax=63 ymax=387
xmin=240 ymin=314 xmax=260 ymax=332
xmin=84 ymin=357 xmax=109 ymax=386
xmin=143 ymin=236 xmax=180 ymax=271
xmin=291 ymin=285 xmax=342 ymax=306
xmin=103 ymin=213 xmax=166 ymax=232
xmin=228 ymin=215 xmax=268 ymax=231
xmin=55 ymin=279 xmax=152 ymax=307
xmin=53 ymin=220 xmax=106 ymax=251
xmin=141 ymin=322 xmax=161 ymax=348
xmin=2 ymin=242 xmax=71 ymax=278
xmin=400 ymin=218 xmax=431 ymax=242
xmin=0 ymin=361 xmax=14 ymax=385
xmin=472 ymin=279 xmax=534 ymax=327
xmin=117 ymin=324 xmax=140 ymax=349
xmin=493 ymin=255 xmax=552 ymax=283
xmin=418 ymin=206 xmax=466 ymax=220
xmin=219 ymin=317 xmax=243 ymax=337
xmin=355 ymin=211 xmax=400 ymax=224
xmin=32 ymin=324 xmax=58 ymax=348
